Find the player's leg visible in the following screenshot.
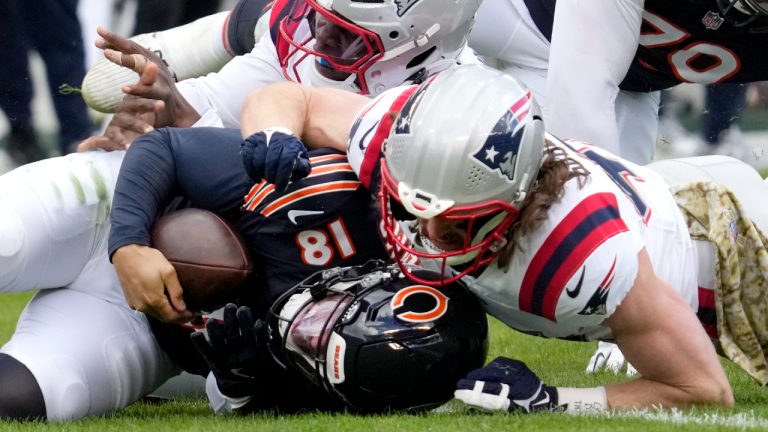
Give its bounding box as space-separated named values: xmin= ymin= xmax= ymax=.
xmin=0 ymin=151 xmax=125 ymax=295
xmin=615 ymin=90 xmax=661 ymax=165
xmin=0 ymin=288 xmax=178 ymax=420
xmin=468 ymin=0 xmax=551 ymax=105
xmin=647 ymin=155 xmax=768 ymax=233
xmin=648 ymin=155 xmax=768 ymax=342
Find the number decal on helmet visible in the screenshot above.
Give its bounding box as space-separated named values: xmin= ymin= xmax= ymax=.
xmin=390 ymin=285 xmax=449 ymax=323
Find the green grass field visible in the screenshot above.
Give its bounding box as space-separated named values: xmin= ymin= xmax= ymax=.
xmin=1 ymin=291 xmax=767 ymax=431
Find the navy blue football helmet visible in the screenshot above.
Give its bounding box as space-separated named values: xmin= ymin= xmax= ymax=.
xmin=267 ymin=260 xmax=488 ymax=413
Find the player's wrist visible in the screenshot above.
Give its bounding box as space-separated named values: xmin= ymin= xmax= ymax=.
xmin=554 ymin=386 xmax=607 ymax=414
xmin=258 ymin=127 xmax=295 ymax=145
xmin=170 ymin=95 xmax=202 ymax=128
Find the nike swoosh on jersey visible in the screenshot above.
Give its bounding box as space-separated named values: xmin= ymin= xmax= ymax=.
xmin=566 ymin=267 xmax=586 ymax=298
xmin=287 ymin=209 xmax=325 ymax=225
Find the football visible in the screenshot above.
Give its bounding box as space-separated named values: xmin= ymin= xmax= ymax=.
xmin=150 ymin=208 xmax=254 ymax=312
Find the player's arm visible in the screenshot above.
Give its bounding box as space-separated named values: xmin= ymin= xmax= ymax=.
xmin=603 ymin=249 xmax=733 ymax=408
xmin=240 ymin=81 xmax=369 ymax=152
xmin=545 ymin=0 xmax=643 ymax=154
xmin=109 ymin=128 xmax=247 ymax=322
xmin=456 ymin=250 xmax=733 ymax=412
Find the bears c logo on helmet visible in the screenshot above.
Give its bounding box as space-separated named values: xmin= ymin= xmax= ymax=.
xmin=390 ymin=285 xmax=449 ymax=323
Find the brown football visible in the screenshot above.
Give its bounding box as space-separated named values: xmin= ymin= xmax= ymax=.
xmin=150 ymin=208 xmax=254 ymax=312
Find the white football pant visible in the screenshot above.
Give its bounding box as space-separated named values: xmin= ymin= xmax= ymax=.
xmin=0 ymin=151 xmax=183 ymax=420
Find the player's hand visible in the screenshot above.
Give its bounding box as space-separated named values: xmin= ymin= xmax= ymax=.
xmin=78 ymin=93 xmax=159 ymax=151
xmin=586 ymin=341 xmax=638 ymax=376
xmin=240 ymin=128 xmax=312 ymax=191
xmin=112 ymin=244 xmax=194 ymax=323
xmin=96 ymin=27 xmax=200 ymax=128
xmin=455 ymin=357 xmax=559 ymax=413
xmin=190 ymin=304 xmax=266 ymax=398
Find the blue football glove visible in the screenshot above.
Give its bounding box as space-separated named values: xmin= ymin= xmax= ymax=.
xmin=454 ymin=357 xmax=562 ymax=413
xmin=240 ymin=128 xmax=312 ymax=192
xmin=190 ymin=303 xmax=266 ymax=398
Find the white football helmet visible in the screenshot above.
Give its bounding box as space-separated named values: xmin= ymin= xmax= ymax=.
xmin=274 ymin=0 xmax=481 ymax=95
xmin=379 ymin=64 xmax=545 ymax=285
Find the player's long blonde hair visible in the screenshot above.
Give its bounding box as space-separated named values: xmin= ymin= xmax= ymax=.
xmin=497 ymin=142 xmax=588 ymax=269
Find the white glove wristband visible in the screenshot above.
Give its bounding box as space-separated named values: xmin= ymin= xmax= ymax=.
xmin=205 ymin=372 xmax=252 ymax=415
xmin=261 ymin=127 xmax=295 ymax=146
xmin=556 ymin=386 xmax=607 ymax=414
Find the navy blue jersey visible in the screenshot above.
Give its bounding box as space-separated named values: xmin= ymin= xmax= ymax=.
xmin=524 ymin=0 xmax=768 ymax=91
xmin=109 ymin=126 xmax=388 ymax=305
xmin=109 ymin=128 xmax=386 ymax=394
xmin=623 ymin=0 xmax=768 ymax=91
xmin=109 ymin=127 xmax=389 ymax=407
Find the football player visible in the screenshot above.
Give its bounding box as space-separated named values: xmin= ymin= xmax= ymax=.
xmin=0 ymin=0 xmax=485 ymax=421
xmin=77 ymin=0 xmax=482 ymax=152
xmin=0 ymin=144 xmax=487 ymax=419
xmin=105 ymin=123 xmax=488 ymax=413
xmin=80 ymin=0 xmax=768 ymax=165
xmin=470 ymin=0 xmax=768 ymax=164
xmin=237 ymin=64 xmax=768 ymax=411
xmin=469 ymin=0 xmax=768 ymax=372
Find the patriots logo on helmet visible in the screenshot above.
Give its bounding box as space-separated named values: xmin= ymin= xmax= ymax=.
xmin=470 ymin=90 xmax=532 ymax=182
xmin=394 ymin=0 xmax=421 ymax=17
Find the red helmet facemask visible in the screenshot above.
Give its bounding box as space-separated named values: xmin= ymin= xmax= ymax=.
xmin=378 ymin=161 xmax=519 ymax=286
xmin=276 ymin=0 xmax=385 ymax=94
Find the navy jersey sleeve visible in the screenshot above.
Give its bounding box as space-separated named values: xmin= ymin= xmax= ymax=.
xmin=108 ymin=127 xmax=251 ymax=258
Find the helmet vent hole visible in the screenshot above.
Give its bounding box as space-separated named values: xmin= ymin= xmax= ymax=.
xmin=466 ymin=166 xmax=489 ymax=192
xmin=389 ymin=31 xmax=399 ymax=39
xmin=386 ymin=136 xmax=407 ymax=166
xmin=406 ymin=46 xmax=436 ymax=69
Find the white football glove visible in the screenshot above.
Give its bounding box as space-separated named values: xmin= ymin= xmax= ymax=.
xmin=585 ymin=341 xmax=637 ymax=376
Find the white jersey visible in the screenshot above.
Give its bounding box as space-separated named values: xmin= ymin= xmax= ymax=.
xmin=178 ymin=10 xmax=480 ymax=129
xmin=348 ymin=86 xmax=698 ymax=341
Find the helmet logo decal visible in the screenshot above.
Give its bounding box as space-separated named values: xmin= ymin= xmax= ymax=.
xmin=470 ymin=90 xmax=532 ymax=182
xmin=394 ymin=0 xmax=421 ymax=17
xmin=702 ymin=10 xmax=725 ymax=30
xmin=394 ymin=80 xmax=432 ymax=135
xmin=391 ymin=285 xmax=449 ymax=323
xmin=326 ymin=332 xmax=347 ymax=384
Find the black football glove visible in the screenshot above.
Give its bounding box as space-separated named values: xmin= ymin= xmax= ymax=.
xmin=190 ymin=303 xmax=266 ymax=398
xmin=240 ymin=128 xmax=311 ymax=192
xmin=454 ymin=357 xmax=560 ymax=413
